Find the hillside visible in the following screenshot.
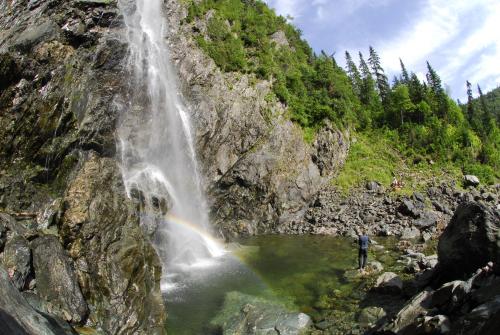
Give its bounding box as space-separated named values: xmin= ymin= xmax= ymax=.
xmin=182 ymin=0 xmax=500 ymax=186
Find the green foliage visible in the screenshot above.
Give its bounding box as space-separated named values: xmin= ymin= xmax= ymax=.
xmin=184 ymin=0 xmax=498 ymax=185
xmin=186 ymin=0 xmax=358 ymax=128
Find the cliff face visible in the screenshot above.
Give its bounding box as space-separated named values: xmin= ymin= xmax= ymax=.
xmin=163 ymin=0 xmax=349 ymax=237
xmin=0 ymin=0 xmax=165 ymax=333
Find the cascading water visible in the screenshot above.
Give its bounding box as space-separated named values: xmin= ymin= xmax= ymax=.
xmin=117 ymin=0 xmax=224 ymax=290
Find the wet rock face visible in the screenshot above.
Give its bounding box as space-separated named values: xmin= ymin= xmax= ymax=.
xmin=60 ymin=154 xmax=165 ymax=334
xmin=0 ymin=265 xmax=73 ymax=335
xmin=163 ymin=0 xmax=349 ymax=236
xmin=0 ymin=0 xmax=126 ymax=212
xmin=32 ymin=235 xmax=88 ymax=323
xmin=0 ymin=1 xmax=166 ymax=333
xmin=438 ymin=202 xmax=500 ymax=279
xmin=1 ymin=235 xmax=31 ymax=291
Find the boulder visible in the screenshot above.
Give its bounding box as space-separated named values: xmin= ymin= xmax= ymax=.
xmin=413 ymin=211 xmax=438 ymax=229
xmin=463 ymin=175 xmax=480 ymax=187
xmin=358 ymin=307 xmax=386 ymax=328
xmin=381 ymin=289 xmax=433 ymax=334
xmin=431 ymin=280 xmax=470 ymax=311
xmin=366 ymin=181 xmax=381 ymax=192
xmin=31 ymin=235 xmax=88 ymax=323
xmin=367 ymin=261 xmax=384 ymax=273
xmin=0 ymin=265 xmax=74 ymax=335
xmin=437 ymin=202 xmax=500 ymax=280
xmin=401 ymin=227 xmax=420 ymax=240
xmin=1 ymin=236 xmax=31 ymax=291
xmin=422 ymin=315 xmax=451 ymax=334
xmin=399 ymin=199 xmax=420 ymax=218
xmin=374 ymin=272 xmax=403 ymax=294
xmin=211 ymin=292 xmax=312 ymax=335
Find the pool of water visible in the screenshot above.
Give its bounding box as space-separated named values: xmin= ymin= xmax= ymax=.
xmin=164 ymin=235 xmax=403 ymax=334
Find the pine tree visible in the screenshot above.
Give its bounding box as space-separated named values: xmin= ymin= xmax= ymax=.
xmin=358 ymin=52 xmax=376 ymax=105
xmin=466 ymin=80 xmax=474 ymax=123
xmin=425 ymin=62 xmax=448 ymax=118
xmin=408 ymin=73 xmax=425 ymax=104
xmin=368 ymin=46 xmax=391 ymax=107
xmin=358 ymin=52 xmax=383 ymax=123
xmin=345 ymin=51 xmax=362 ymax=98
xmin=399 ymin=58 xmax=410 ymax=84
xmin=478 ymin=84 xmax=492 ymax=132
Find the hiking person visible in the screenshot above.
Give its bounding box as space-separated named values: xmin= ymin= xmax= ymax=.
xmin=358 ymin=230 xmax=370 ymax=272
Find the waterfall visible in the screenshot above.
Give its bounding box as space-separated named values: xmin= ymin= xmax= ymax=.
xmin=117 ymin=0 xmax=224 ymax=289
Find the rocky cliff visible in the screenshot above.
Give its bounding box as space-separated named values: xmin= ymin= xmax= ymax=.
xmin=163 ymin=0 xmax=349 ymax=237
xmin=0 ymin=0 xmax=165 ymax=333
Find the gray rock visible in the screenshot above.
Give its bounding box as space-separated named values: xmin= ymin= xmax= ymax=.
xmin=366 ymin=181 xmax=381 ymax=191
xmin=413 ymin=211 xmax=438 ymax=229
xmin=0 ymin=265 xmax=74 ymax=335
xmin=401 ymin=227 xmax=421 ymax=240
xmin=422 ymin=315 xmax=451 ymax=334
xmin=367 ymin=261 xmax=384 ymax=273
xmin=270 ymin=30 xmax=289 ymax=48
xmin=465 ymin=295 xmax=500 ymax=325
xmin=413 ymin=192 xmax=425 ymax=203
xmin=358 ymin=306 xmax=386 ymax=328
xmin=31 ymin=235 xmax=88 ymax=323
xmin=463 ymin=175 xmax=480 ymax=187
xmin=382 ymin=289 xmax=433 ymax=334
xmin=374 ymin=272 xmax=403 ymax=294
xmin=432 ymin=280 xmax=470 ymax=311
xmin=11 ymin=20 xmax=59 ymax=52
xmin=1 ymin=236 xmax=31 ymax=290
xmin=211 ymin=292 xmax=312 ymax=335
xmin=399 ymin=199 xmax=420 ymax=218
xmin=438 ymin=202 xmax=500 ymax=279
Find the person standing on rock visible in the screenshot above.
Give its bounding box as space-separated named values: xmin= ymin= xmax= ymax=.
xmin=358 ymin=230 xmax=370 ymax=272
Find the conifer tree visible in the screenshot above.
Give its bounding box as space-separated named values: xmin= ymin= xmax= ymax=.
xmin=399 ymin=58 xmax=410 ymax=84
xmin=408 ymin=73 xmax=425 ymax=104
xmin=368 ymin=46 xmax=391 ymax=106
xmin=478 ymin=84 xmax=492 ymax=132
xmin=466 ymin=80 xmax=474 ymax=123
xmin=358 ymin=52 xmax=383 ymax=122
xmin=345 ymin=51 xmax=362 ymax=98
xmin=425 ymin=62 xmax=448 ymax=118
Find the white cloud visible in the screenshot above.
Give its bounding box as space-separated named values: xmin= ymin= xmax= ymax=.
xmin=267 ymin=0 xmax=500 ymax=98
xmin=377 ymin=0 xmax=500 ymax=97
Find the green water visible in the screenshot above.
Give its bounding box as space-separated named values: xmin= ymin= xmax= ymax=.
xmin=165 ymin=235 xmax=404 ymax=335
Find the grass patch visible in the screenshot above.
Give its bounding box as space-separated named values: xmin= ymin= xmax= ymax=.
xmin=333 ymin=130 xmax=463 ymax=195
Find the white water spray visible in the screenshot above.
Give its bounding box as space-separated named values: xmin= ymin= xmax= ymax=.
xmin=117 ymin=0 xmax=225 ymax=288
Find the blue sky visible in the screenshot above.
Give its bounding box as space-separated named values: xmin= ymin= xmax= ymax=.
xmin=265 ymin=0 xmax=500 ymax=101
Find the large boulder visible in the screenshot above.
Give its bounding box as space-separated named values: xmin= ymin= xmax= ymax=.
xmin=374 ymin=272 xmax=403 ymax=294
xmin=0 ymin=265 xmax=74 ymax=335
xmin=211 ymin=292 xmax=312 ymax=335
xmin=463 ymin=175 xmax=480 ymax=187
xmin=437 ymin=202 xmax=500 ymax=280
xmin=380 ymin=289 xmax=433 ymax=334
xmin=31 ymin=235 xmax=88 ymax=323
xmin=1 ymin=235 xmax=31 ymax=291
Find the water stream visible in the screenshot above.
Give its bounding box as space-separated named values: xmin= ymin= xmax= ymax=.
xmin=117 ymin=0 xmax=224 ymax=290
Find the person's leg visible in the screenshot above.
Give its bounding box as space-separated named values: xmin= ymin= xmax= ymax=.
xmin=358 ymin=249 xmax=363 ymax=270
xmin=361 ymin=249 xmax=367 ymax=269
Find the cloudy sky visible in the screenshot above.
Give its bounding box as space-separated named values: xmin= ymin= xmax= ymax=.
xmin=265 ymin=0 xmax=500 ymax=101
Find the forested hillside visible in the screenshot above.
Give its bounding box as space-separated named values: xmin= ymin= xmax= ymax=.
xmin=183 ymin=0 xmax=499 ymax=184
